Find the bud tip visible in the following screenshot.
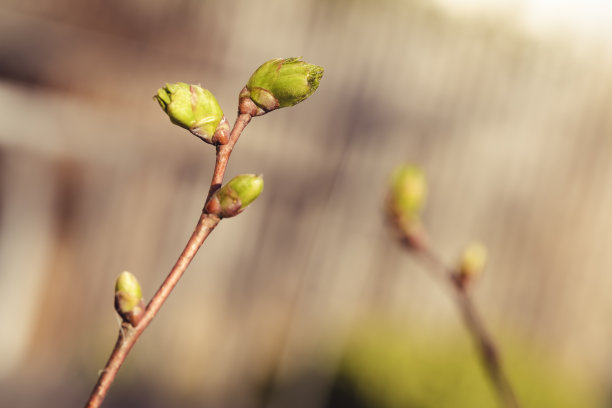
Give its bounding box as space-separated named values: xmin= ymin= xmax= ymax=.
xmin=241 ymin=57 xmax=324 ymax=115
xmin=154 ymin=82 xmax=227 ymax=145
xmin=115 ymin=271 xmax=144 ymax=326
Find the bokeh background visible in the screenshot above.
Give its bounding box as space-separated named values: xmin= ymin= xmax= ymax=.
xmin=2 ymin=0 xmax=612 ymax=406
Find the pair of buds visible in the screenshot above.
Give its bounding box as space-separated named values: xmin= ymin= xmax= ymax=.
xmin=155 ymin=57 xmax=323 ymax=145
xmin=387 ymin=164 xmax=487 ymax=287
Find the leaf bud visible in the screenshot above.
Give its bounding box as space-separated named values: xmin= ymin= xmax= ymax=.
xmin=388 ymin=164 xmax=426 ymax=219
xmin=114 ymin=271 xmax=145 ymax=326
xmin=455 ymin=242 xmax=487 ymax=288
xmin=155 ymin=82 xmax=229 ymax=145
xmin=205 ymin=174 xmax=264 ymax=218
xmin=386 ymin=164 xmax=428 ymax=250
xmin=239 ymin=57 xmax=323 ymax=116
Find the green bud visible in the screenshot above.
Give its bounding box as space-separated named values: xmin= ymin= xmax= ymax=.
xmin=205 ymin=174 xmax=264 ymax=218
xmin=155 ymin=82 xmax=230 ymax=145
xmin=240 ymin=57 xmax=323 ymax=115
xmin=458 ymin=242 xmax=487 ymax=280
xmin=114 ymin=271 xmax=145 ymax=326
xmin=388 ymin=164 xmax=427 ymax=222
xmin=386 ymin=165 xmax=428 ymax=250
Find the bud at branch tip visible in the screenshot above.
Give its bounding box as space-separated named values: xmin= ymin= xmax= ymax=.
xmin=155 ymin=82 xmax=229 ymax=145
xmin=385 ymin=164 xmax=428 ymax=249
xmin=240 ymin=57 xmax=324 ymax=116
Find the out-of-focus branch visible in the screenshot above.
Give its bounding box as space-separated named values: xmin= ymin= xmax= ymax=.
xmin=412 ymin=244 xmax=520 ymax=408
xmin=387 ymin=163 xmax=519 ymax=408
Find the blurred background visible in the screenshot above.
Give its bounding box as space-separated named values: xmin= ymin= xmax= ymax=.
xmin=1 ymin=0 xmax=612 ymax=406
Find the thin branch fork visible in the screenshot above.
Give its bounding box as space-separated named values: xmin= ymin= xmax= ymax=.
xmin=85 ymin=112 xmax=252 ymax=408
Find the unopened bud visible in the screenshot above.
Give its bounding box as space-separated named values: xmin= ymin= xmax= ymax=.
xmin=240 ymin=58 xmax=323 ymax=116
xmin=114 ymin=271 xmax=145 ymax=326
xmin=155 ymin=82 xmax=229 ymax=145
xmin=205 ymin=174 xmax=264 ymax=218
xmin=388 ymin=165 xmax=426 ymax=220
xmin=455 ymin=242 xmax=487 ymax=288
xmin=386 ymin=165 xmax=428 ymax=250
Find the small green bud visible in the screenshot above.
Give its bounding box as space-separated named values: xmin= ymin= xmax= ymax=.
xmin=388 ymin=164 xmax=427 ymax=222
xmin=155 ymin=82 xmax=230 ymax=145
xmin=459 ymin=242 xmax=487 ymax=277
xmin=205 ymin=174 xmax=264 ymax=218
xmin=240 ymin=57 xmax=323 ymax=116
xmin=386 ymin=165 xmax=428 ymax=250
xmin=114 ymin=271 xmax=145 ymax=326
xmin=453 ymin=242 xmax=487 ymax=289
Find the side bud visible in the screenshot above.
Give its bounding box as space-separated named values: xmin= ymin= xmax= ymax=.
xmin=205 ymin=174 xmax=264 ymax=218
xmin=155 ymin=82 xmax=230 ymax=145
xmin=454 ymin=242 xmax=487 ymax=289
xmin=386 ymin=164 xmax=428 ymax=250
xmin=114 ymin=271 xmax=145 ymax=326
xmin=239 ymin=57 xmax=324 ymax=116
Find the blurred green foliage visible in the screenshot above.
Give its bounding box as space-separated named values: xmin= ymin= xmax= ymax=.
xmin=331 ymin=321 xmax=604 ymax=408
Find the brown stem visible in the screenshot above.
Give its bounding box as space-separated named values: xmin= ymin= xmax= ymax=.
xmin=85 ymin=213 xmax=220 ymax=408
xmin=413 ymin=245 xmax=520 ymax=408
xmin=85 ymin=112 xmax=252 ymax=408
xmin=207 ymin=113 xmax=252 ymax=200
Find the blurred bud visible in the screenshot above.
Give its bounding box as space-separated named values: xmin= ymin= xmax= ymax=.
xmin=115 ymin=271 xmax=145 ymax=326
xmin=205 ymin=174 xmax=264 ymax=218
xmin=455 ymin=242 xmax=487 ymax=288
xmin=386 ymin=164 xmax=427 ymax=250
xmin=388 ymin=165 xmax=426 ymax=220
xmin=155 ymin=82 xmax=230 ymax=145
xmin=239 ymin=57 xmax=324 ymax=116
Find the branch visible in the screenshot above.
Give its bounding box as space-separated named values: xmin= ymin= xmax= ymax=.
xmin=84 ymin=113 xmax=251 ymax=408
xmin=412 ymin=243 xmax=520 ymax=408
xmin=208 ymin=113 xmax=252 ymax=199
xmin=85 ymin=56 xmax=323 ymax=407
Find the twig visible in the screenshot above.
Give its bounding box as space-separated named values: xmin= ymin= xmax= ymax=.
xmin=84 ymin=113 xmax=252 ymax=408
xmin=410 ymin=243 xmax=520 ymax=408
xmin=208 ymin=113 xmax=252 ymax=199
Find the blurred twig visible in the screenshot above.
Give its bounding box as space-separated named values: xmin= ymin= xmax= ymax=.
xmin=405 ymin=236 xmax=520 ymax=408
xmin=387 ymin=164 xmax=519 ymax=407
